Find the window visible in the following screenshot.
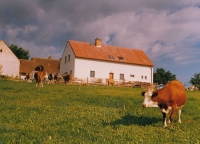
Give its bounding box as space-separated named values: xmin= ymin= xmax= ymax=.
xmin=108 ymin=55 xmax=115 ymax=60
xmin=118 ymin=56 xmax=124 ymax=61
xmin=68 ymin=55 xmax=70 ymax=62
xmin=141 ymin=76 xmax=143 ymax=79
xmin=90 ymin=71 xmax=95 ymax=77
xmin=130 ymin=75 xmax=135 ymax=77
xmin=120 ymin=74 xmax=124 ymax=80
xmin=65 ymin=56 xmax=67 ymax=63
xmin=145 ymin=76 xmax=147 ymax=79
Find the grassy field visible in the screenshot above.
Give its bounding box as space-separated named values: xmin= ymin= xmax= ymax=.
xmin=0 ymin=80 xmax=200 ymax=143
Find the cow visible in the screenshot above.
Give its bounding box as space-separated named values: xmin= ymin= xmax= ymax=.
xmin=34 ymin=70 xmax=46 ymax=87
xmin=141 ymin=80 xmax=186 ymax=128
xmin=62 ymin=73 xmax=72 ymax=84
xmin=106 ymin=78 xmax=115 ymax=86
xmin=187 ymin=85 xmax=198 ymax=91
xmin=35 ymin=65 xmax=44 ymax=71
xmin=34 ymin=65 xmax=46 ymax=87
xmin=48 ymin=73 xmax=54 ymax=84
xmin=53 ymin=73 xmax=58 ymax=83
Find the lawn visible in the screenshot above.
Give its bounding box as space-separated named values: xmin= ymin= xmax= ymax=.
xmin=0 ymin=80 xmax=200 ymax=143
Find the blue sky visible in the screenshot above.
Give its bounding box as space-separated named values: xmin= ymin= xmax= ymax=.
xmin=0 ymin=0 xmax=200 ymax=85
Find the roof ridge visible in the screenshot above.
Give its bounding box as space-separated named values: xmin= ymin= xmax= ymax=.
xmin=31 ymin=57 xmax=60 ymax=61
xmin=68 ymin=39 xmax=141 ymax=51
xmin=68 ymin=39 xmax=154 ymax=67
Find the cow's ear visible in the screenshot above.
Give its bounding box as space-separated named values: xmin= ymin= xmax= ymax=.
xmin=141 ymin=92 xmax=145 ymax=96
xmin=152 ymin=92 xmax=158 ymax=98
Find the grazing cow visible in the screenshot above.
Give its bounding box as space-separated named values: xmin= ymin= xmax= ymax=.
xmin=62 ymin=73 xmax=72 ymax=84
xmin=141 ymin=80 xmax=186 ymax=128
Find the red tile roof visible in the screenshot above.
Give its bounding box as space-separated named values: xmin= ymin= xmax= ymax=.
xmin=20 ymin=56 xmax=60 ymax=74
xmin=68 ymin=40 xmax=154 ymax=66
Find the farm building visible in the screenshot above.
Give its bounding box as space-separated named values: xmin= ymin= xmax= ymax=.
xmin=0 ymin=40 xmax=20 ymax=77
xmin=60 ymin=38 xmax=154 ymax=84
xmin=20 ymin=57 xmax=60 ymax=80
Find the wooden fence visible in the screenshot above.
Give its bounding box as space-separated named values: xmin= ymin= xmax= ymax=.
xmin=69 ymin=77 xmax=152 ymax=88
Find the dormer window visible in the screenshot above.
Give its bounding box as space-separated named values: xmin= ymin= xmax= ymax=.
xmin=108 ymin=55 xmax=115 ymax=60
xmin=118 ymin=56 xmax=124 ymax=61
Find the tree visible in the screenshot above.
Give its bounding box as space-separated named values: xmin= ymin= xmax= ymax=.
xmin=9 ymin=44 xmax=30 ymax=60
xmin=189 ymin=73 xmax=200 ymax=88
xmin=153 ymin=68 xmax=176 ymax=85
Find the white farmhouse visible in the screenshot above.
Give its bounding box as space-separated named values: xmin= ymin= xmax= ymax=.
xmin=60 ymin=38 xmax=154 ymax=84
xmin=0 ymin=40 xmax=20 ymax=77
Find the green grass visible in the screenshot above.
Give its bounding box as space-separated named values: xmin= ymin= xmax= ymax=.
xmin=0 ymin=80 xmax=200 ymax=143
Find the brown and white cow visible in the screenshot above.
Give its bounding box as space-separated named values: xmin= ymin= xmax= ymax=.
xmin=34 ymin=65 xmax=46 ymax=87
xmin=34 ymin=70 xmax=46 ymax=87
xmin=141 ymin=80 xmax=186 ymax=128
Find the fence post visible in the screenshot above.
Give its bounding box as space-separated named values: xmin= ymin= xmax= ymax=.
xmin=87 ymin=77 xmax=88 ymax=85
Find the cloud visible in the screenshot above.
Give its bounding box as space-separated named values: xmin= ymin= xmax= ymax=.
xmin=0 ymin=0 xmax=200 ymax=83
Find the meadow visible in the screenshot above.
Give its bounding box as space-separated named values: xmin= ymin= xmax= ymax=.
xmin=0 ymin=80 xmax=200 ymax=144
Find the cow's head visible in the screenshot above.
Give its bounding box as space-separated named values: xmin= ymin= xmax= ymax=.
xmin=141 ymin=87 xmax=158 ymax=108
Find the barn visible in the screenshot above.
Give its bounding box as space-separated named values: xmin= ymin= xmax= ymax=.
xmin=20 ymin=57 xmax=60 ymax=80
xmin=0 ymin=40 xmax=20 ymax=77
xmin=60 ymin=38 xmax=154 ymax=84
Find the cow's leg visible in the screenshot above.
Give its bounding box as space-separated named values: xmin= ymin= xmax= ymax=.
xmin=161 ymin=107 xmax=172 ymax=125
xmin=162 ymin=112 xmax=167 ymax=128
xmin=39 ymin=81 xmax=43 ymax=87
xmin=177 ymin=108 xmax=182 ymax=123
xmin=169 ymin=105 xmax=177 ymax=128
xmin=168 ymin=110 xmax=172 ymax=124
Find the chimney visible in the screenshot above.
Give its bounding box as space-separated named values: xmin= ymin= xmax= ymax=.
xmin=95 ymin=38 xmax=102 ymax=48
xmin=48 ymin=56 xmax=52 ymax=60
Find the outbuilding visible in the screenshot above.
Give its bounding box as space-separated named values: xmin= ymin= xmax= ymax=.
xmin=0 ymin=40 xmax=20 ymax=77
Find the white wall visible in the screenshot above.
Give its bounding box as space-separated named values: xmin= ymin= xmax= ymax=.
xmin=74 ymin=58 xmax=153 ymax=83
xmin=0 ymin=41 xmax=20 ymax=77
xmin=60 ymin=43 xmax=75 ymax=75
xmin=60 ymin=42 xmax=153 ymax=83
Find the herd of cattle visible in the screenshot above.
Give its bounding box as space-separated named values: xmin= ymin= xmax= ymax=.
xmin=31 ymin=65 xmax=72 ymax=87
xmin=32 ymin=65 xmax=188 ymax=128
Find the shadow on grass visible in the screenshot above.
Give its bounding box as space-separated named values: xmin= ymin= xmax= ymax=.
xmin=103 ymin=113 xmax=161 ymax=127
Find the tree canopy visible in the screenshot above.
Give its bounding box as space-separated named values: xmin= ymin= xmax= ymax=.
xmin=153 ymin=68 xmax=176 ymax=85
xmin=189 ymin=73 xmax=200 ymax=88
xmin=9 ymin=44 xmax=30 ymax=60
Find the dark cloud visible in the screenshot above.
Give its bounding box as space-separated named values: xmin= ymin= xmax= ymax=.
xmin=0 ymin=0 xmax=200 ymax=83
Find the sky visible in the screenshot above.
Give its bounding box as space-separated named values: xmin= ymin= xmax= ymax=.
xmin=0 ymin=0 xmax=200 ymax=85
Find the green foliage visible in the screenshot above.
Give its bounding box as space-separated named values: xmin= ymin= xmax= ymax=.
xmin=9 ymin=44 xmax=30 ymax=60
xmin=0 ymin=80 xmax=200 ymax=143
xmin=189 ymin=73 xmax=200 ymax=88
xmin=153 ymin=68 xmax=176 ymax=85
